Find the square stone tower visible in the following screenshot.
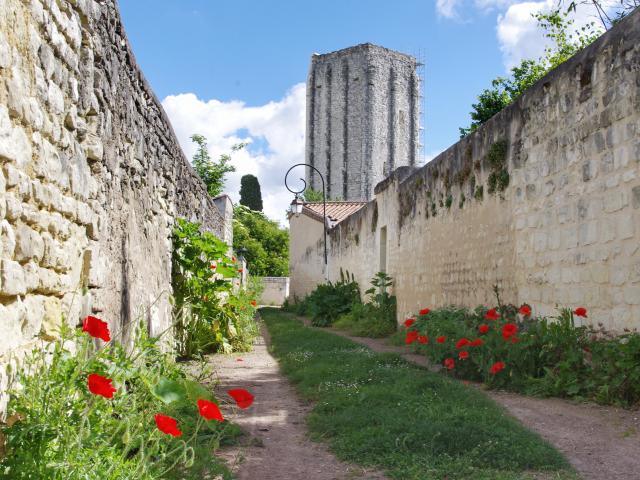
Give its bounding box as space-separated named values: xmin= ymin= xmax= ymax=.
xmin=305 ymin=43 xmax=420 ymax=201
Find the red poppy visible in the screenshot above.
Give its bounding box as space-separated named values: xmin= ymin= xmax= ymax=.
xmin=405 ymin=330 xmax=419 ymax=344
xmin=236 ymin=358 xmax=243 ymax=362
xmin=436 ymin=335 xmax=446 ymax=343
xmin=455 ymin=338 xmax=470 ymax=349
xmin=238 ymin=268 xmax=243 ymax=273
xmin=197 ymin=399 xmax=224 ymax=422
xmin=458 ymin=350 xmax=469 ymax=360
xmin=87 ymin=373 xmax=116 ymax=399
xmin=489 ymin=361 xmax=506 ymax=374
xmin=419 ymin=308 xmax=430 ymax=316
xmin=485 ymin=308 xmax=500 ymax=321
xmin=502 ymin=323 xmax=518 ymax=339
xmin=470 ymin=338 xmax=483 ymax=347
xmin=417 ymin=335 xmax=429 ymax=344
xmin=227 ymin=388 xmax=254 ymax=409
xmin=478 ymin=324 xmax=489 ymax=334
xmin=443 ymin=358 xmax=455 ymax=370
xmin=403 ymin=318 xmax=415 ymax=328
xmin=574 ymin=307 xmax=588 ymax=318
xmin=154 ymin=414 xmax=182 ymax=437
xmin=510 ymin=336 xmax=519 ymax=344
xmin=232 ymin=256 xmax=237 ymax=262
xmin=210 ymin=264 xmax=217 ymax=270
xmin=519 ymin=305 xmax=531 ymax=316
xmin=82 ymin=316 xmax=111 ymax=342
xmin=250 ymin=300 xmax=257 ymax=306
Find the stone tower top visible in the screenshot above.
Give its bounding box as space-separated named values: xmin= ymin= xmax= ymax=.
xmin=305 ymin=43 xmax=420 ymax=201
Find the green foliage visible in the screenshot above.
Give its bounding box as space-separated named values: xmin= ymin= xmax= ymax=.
xmin=191 ymin=134 xmax=244 ymax=198
xmin=172 ymin=218 xmax=258 ymax=357
xmin=445 ymin=194 xmax=453 ymax=209
xmin=302 ymin=188 xmax=324 ymax=202
xmin=0 ymin=323 xmax=235 ymax=480
xmin=296 ymin=270 xmax=360 ymax=327
xmin=239 ymin=174 xmax=263 ymax=211
xmin=263 ymin=309 xmax=573 ymax=480
xmin=560 ymin=0 xmax=639 ymax=30
xmin=474 ymin=185 xmax=484 ymax=201
xmin=486 ymin=140 xmax=510 ymax=195
xmin=302 ymin=188 xmax=343 ymax=202
xmin=232 ymin=205 xmax=289 ymax=277
xmin=408 ymin=303 xmax=640 ymax=407
xmin=460 ymin=10 xmax=601 ymax=137
xmin=334 ymin=272 xmax=397 ymax=338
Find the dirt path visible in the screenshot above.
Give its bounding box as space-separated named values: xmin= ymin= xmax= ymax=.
xmin=323 ymin=324 xmax=640 ymax=480
xmin=212 ymin=324 xmax=388 ymax=480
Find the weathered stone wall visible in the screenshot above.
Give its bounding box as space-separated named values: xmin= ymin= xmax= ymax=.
xmin=289 ymin=212 xmax=326 ymax=300
xmin=0 ymin=0 xmax=229 ymax=403
xmin=291 ymin=10 xmax=640 ymax=331
xmin=259 ymin=277 xmax=290 ymax=306
xmin=305 ymin=44 xmax=419 ymax=201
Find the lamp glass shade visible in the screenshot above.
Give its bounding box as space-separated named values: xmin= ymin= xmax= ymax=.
xmin=290 ymin=197 xmax=304 ymax=215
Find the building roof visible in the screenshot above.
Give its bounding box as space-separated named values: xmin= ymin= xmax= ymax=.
xmin=300 ymin=201 xmax=367 ymax=227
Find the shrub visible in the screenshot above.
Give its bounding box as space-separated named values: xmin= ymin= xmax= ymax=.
xmin=297 ymin=270 xmax=360 ymax=327
xmin=0 ymin=319 xmax=243 ymax=480
xmin=405 ymin=299 xmax=640 ymax=407
xmin=172 ymin=218 xmax=258 ymax=357
xmin=334 ymin=272 xmax=397 ymax=337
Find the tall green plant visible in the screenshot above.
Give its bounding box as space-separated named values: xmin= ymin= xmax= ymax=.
xmin=232 ymin=205 xmax=289 ymax=277
xmin=0 ymin=321 xmax=236 ymax=480
xmin=191 ymin=134 xmax=244 ymax=197
xmin=239 ymin=174 xmax=263 ymax=211
xmin=172 ymin=218 xmax=257 ymax=356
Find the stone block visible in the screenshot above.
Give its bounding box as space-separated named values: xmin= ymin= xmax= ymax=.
xmin=632 ymin=186 xmax=640 ymax=209
xmin=623 ymin=286 xmax=640 ymax=305
xmin=0 ymin=220 xmax=16 ymax=259
xmin=23 ymin=261 xmax=40 ymax=292
xmin=14 ymin=224 xmax=45 ymax=263
xmin=4 ymin=194 xmax=22 ymax=221
xmin=617 ymin=215 xmax=635 ymax=240
xmin=0 ymin=300 xmax=25 ymax=356
xmin=21 ymin=295 xmax=46 ymax=338
xmin=0 ymin=259 xmax=26 ymax=296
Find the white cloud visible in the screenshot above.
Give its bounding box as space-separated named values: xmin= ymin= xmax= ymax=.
xmin=435 ymin=0 xmax=608 ymax=69
xmin=436 ymin=0 xmax=462 ymax=18
xmin=496 ymin=0 xmax=552 ymax=68
xmin=162 ymin=83 xmax=306 ymax=227
xmin=496 ymin=0 xmax=606 ymax=68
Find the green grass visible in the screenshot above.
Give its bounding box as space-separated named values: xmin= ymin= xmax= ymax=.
xmin=262 ymin=308 xmax=576 ymax=480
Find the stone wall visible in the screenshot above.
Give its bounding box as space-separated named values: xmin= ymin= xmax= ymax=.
xmin=0 ymin=0 xmax=230 ymax=404
xmin=259 ymin=277 xmax=290 ymax=306
xmin=291 ymin=10 xmax=640 ymax=331
xmin=305 ymin=44 xmax=419 ymax=201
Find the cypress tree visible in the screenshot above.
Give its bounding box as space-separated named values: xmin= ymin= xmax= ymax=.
xmin=239 ymin=174 xmax=263 ymax=211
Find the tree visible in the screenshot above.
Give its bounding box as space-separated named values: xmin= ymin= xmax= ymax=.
xmin=239 ymin=174 xmax=263 ymax=211
xmin=559 ymin=0 xmax=639 ymax=30
xmin=233 ymin=205 xmax=289 ymax=277
xmin=191 ymin=134 xmax=244 ymax=197
xmin=459 ymin=9 xmax=601 ymax=137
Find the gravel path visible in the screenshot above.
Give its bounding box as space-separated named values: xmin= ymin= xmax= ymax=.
xmin=212 ymin=323 xmax=388 ymax=480
xmin=324 ymin=324 xmax=640 ymax=480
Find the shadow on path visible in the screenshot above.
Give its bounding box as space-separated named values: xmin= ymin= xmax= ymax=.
xmin=211 ymin=322 xmax=388 ymax=480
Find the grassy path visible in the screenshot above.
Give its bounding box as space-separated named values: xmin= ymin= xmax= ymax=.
xmin=262 ymin=308 xmax=576 ymax=480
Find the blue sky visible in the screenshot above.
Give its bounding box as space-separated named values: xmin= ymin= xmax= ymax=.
xmin=118 ymin=0 xmax=596 ymax=223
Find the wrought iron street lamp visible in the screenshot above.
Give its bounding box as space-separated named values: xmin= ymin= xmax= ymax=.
xmin=285 ymin=163 xmax=328 ymax=282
